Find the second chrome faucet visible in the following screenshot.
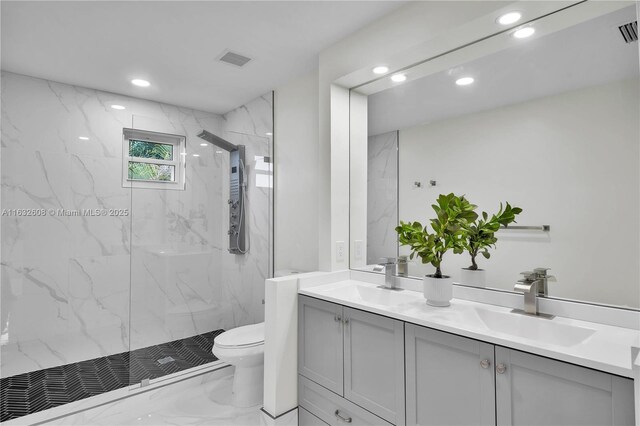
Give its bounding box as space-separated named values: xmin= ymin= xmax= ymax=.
xmin=514 ymin=267 xmax=556 ymax=316
xmin=373 ymin=257 xmax=407 ymax=290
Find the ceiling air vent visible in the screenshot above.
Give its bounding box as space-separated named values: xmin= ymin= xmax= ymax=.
xmin=218 ymin=50 xmax=252 ymax=67
xmin=618 ymin=21 xmax=638 ymax=43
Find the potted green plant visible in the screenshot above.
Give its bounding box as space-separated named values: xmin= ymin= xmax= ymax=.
xmin=459 ymin=202 xmax=522 ymax=287
xmin=396 ymin=193 xmax=477 ymax=306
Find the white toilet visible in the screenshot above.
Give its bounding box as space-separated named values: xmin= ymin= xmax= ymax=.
xmin=212 ymin=322 xmax=265 ymax=407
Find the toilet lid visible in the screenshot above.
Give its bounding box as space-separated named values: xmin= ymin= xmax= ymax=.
xmin=214 ymin=322 xmax=264 ymax=348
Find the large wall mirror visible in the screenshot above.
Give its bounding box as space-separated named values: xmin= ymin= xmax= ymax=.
xmin=350 ymin=1 xmax=639 ymax=309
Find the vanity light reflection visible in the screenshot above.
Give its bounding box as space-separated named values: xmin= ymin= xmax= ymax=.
xmin=131 ymin=79 xmax=151 ymax=87
xmin=497 ymin=12 xmax=522 ymax=25
xmin=513 ymin=27 xmax=535 ymax=38
xmin=455 ymin=77 xmax=475 ymax=86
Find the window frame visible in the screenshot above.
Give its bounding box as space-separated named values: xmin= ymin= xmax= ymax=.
xmin=122 ymin=128 xmax=186 ymax=190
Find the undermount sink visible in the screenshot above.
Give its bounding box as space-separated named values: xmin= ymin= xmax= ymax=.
xmin=313 ymin=282 xmax=419 ymax=307
xmin=353 ymin=285 xmax=418 ymax=306
xmin=476 ymin=308 xmax=596 ymax=347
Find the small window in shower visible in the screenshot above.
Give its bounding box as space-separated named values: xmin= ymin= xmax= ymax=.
xmin=122 ymin=128 xmax=186 ymax=190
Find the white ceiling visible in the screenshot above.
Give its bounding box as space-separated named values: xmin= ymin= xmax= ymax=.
xmin=1 ymin=1 xmax=403 ymax=114
xmin=368 ymin=6 xmax=639 ymax=136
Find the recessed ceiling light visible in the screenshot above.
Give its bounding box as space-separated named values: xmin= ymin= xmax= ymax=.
xmin=373 ymin=66 xmax=389 ymax=74
xmin=265 ymin=132 xmax=273 ymax=136
xmin=455 ymin=77 xmax=475 ymax=86
xmin=497 ymin=12 xmax=521 ymax=25
xmin=131 ymin=79 xmax=150 ymax=87
xmin=200 ymin=143 xmax=208 ymax=147
xmin=192 ymin=154 xmax=200 ymax=157
xmin=513 ymin=27 xmax=535 ymax=39
xmin=391 ymin=74 xmax=407 ymax=82
xmin=78 ymin=136 xmax=90 ymax=141
xmin=111 ymin=104 xmax=125 ymax=110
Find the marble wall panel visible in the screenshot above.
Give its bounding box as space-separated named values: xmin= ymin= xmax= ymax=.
xmin=1 ymin=71 xmax=273 ymax=377
xmin=367 ymin=131 xmax=398 ymax=265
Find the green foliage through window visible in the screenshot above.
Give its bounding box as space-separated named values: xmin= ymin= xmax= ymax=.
xmin=128 ymin=162 xmax=174 ymax=181
xmin=129 ymin=139 xmax=173 ymax=160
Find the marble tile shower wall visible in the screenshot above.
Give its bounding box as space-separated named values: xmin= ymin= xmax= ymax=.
xmin=1 ymin=71 xmax=273 ymax=377
xmin=367 ymin=131 xmax=398 ymax=265
xmin=219 ymin=94 xmax=272 ymax=328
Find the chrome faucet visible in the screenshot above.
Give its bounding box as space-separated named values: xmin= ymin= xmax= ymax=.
xmin=514 ymin=268 xmax=556 ymax=315
xmin=373 ymin=257 xmax=401 ymax=290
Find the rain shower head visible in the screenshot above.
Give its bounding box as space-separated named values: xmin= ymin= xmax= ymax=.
xmin=197 ymin=129 xmax=247 ymax=255
xmin=197 ymin=130 xmax=238 ymax=152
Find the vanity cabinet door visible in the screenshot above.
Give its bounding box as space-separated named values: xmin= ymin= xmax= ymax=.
xmin=298 ymin=295 xmax=344 ymax=395
xmin=343 ymin=307 xmax=405 ymax=425
xmin=495 ymin=347 xmax=636 ymax=426
xmin=405 ymin=324 xmax=496 ymax=426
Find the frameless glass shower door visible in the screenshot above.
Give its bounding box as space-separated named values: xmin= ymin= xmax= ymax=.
xmin=128 ymin=94 xmax=273 ymax=386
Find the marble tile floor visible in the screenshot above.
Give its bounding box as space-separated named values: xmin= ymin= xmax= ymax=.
xmin=42 ymin=368 xmax=297 ymax=426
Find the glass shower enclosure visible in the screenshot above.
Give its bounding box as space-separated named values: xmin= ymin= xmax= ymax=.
xmin=0 ymin=68 xmax=272 ymax=421
xmin=128 ymin=100 xmax=274 ymax=386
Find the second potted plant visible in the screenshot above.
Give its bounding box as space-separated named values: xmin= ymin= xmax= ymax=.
xmin=396 ymin=193 xmax=477 ymax=306
xmin=460 ymin=202 xmax=522 ymax=287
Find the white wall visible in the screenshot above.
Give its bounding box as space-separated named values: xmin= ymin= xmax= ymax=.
xmin=274 ymin=71 xmax=319 ymax=274
xmin=398 ymin=79 xmax=639 ymax=308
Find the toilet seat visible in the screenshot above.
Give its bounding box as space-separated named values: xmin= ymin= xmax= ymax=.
xmin=214 ymin=322 xmax=264 ymax=349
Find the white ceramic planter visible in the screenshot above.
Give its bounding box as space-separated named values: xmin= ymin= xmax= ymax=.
xmin=423 ymin=275 xmax=453 ymax=307
xmin=459 ymin=268 xmax=487 ymax=288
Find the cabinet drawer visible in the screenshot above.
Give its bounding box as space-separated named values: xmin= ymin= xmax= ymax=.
xmin=299 ymin=375 xmax=394 ymax=426
xmin=299 ymin=407 xmax=330 ymax=426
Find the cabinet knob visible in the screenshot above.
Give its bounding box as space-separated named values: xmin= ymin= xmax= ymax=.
xmin=334 ymin=315 xmax=342 ymax=322
xmin=496 ymin=363 xmax=507 ymax=374
xmin=335 ymin=409 xmax=352 ymax=423
xmin=343 ymin=317 xmax=350 ymax=325
xmin=480 ymin=359 xmax=491 ymax=369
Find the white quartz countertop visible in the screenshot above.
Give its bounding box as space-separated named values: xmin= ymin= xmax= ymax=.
xmin=299 ymin=279 xmax=640 ymax=378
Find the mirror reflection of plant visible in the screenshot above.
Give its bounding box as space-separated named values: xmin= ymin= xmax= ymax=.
xmin=396 ymin=193 xmax=478 ymax=278
xmin=464 ymin=202 xmax=522 ymax=270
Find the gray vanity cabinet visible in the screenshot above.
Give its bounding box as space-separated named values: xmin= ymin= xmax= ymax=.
xmin=299 ymin=294 xmax=635 ymax=426
xmin=298 ymin=296 xmax=405 ymax=425
xmin=343 ymin=307 xmax=405 ymax=425
xmin=495 ymin=347 xmax=635 ymax=426
xmin=405 ymin=324 xmax=496 ymax=426
xmin=298 ymin=295 xmax=345 ymax=395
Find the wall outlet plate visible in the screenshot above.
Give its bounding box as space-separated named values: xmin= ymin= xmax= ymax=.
xmin=336 ymin=241 xmax=345 ymax=263
xmin=354 ymin=240 xmax=363 ymax=260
